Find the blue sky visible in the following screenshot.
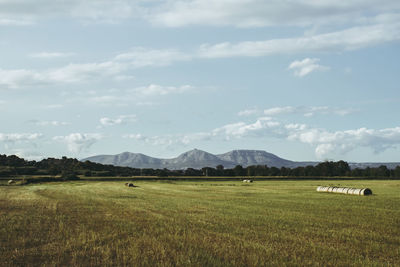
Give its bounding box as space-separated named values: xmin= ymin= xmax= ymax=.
xmin=1 ymin=0 xmax=400 ymax=162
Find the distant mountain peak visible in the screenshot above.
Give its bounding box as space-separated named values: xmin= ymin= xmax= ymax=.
xmin=82 ymin=149 xmax=311 ymax=169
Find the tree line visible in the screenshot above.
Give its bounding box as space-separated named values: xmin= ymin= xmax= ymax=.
xmin=1 ymin=154 xmax=399 ymax=178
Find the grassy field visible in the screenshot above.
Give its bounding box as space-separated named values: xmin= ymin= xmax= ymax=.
xmin=1 ymin=180 xmax=399 ymax=266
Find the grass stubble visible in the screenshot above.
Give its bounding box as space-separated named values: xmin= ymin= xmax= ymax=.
xmin=0 ymin=180 xmax=399 ymax=266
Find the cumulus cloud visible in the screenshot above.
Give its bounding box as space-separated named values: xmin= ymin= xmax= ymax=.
xmin=211 ymin=117 xmax=280 ymax=139
xmin=12 ymin=149 xmax=44 ymax=161
xmin=0 ymin=133 xmax=43 ymax=151
xmin=288 ymin=127 xmax=400 ymax=158
xmin=99 ymin=114 xmax=136 ymax=126
xmin=123 ymin=114 xmax=400 ymax=159
xmin=288 ymin=58 xmax=329 ymax=77
xmin=53 ymin=133 xmax=103 ymax=154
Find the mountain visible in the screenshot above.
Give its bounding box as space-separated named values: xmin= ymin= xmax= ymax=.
xmin=83 ymin=149 xmax=317 ymax=169
xmin=348 ymin=162 xmax=400 ymax=169
xmin=84 ymin=152 xmax=162 ymax=168
xmin=82 ymin=149 xmax=400 ymax=170
xmin=216 ymin=150 xmax=293 ymax=168
xmin=162 ymin=149 xmax=234 ymax=169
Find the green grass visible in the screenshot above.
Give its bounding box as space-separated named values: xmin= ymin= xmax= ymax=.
xmin=1 ymin=180 xmax=399 ymax=266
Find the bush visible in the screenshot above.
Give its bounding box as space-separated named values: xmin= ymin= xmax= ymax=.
xmin=60 ymin=170 xmax=80 ymax=181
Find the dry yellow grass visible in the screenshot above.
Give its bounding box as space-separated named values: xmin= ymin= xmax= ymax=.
xmin=1 ymin=180 xmax=399 ymax=266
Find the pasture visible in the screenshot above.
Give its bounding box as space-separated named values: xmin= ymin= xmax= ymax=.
xmin=1 ymin=180 xmax=399 ymax=266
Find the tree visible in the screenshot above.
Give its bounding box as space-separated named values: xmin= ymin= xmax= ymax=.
xmin=60 ymin=170 xmax=79 ymax=180
xmin=394 ymin=166 xmax=400 ymax=178
xmin=233 ymin=165 xmax=245 ymax=176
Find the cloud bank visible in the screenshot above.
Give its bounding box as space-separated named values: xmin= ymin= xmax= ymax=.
xmin=53 ymin=133 xmax=103 ymax=154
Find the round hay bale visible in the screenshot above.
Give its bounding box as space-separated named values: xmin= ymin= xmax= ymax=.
xmin=361 ymin=188 xmax=373 ymax=195
xmin=317 ymin=186 xmax=372 ymax=196
xmin=8 ymin=179 xmax=15 ymax=185
xmin=352 ymin=188 xmax=362 ymax=195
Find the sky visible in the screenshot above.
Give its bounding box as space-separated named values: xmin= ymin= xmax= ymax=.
xmin=1 ymin=0 xmax=400 ymax=162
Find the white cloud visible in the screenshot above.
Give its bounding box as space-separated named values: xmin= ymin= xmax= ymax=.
xmin=53 ymin=133 xmax=103 ymax=154
xmin=264 ymin=106 xmax=297 ymax=116
xmin=115 ymin=47 xmax=191 ymax=67
xmin=263 ymin=106 xmax=355 ymax=117
xmin=237 ymin=109 xmax=259 ymax=116
xmin=99 ymin=114 xmax=137 ymax=126
xmin=148 ymin=0 xmax=400 ymax=28
xmin=41 ymin=104 xmax=64 ymax=109
xmin=0 ymin=68 xmax=44 ymax=88
xmin=0 ymin=0 xmax=139 ymax=24
xmin=211 ymin=120 xmax=400 ymax=158
xmin=288 ymin=127 xmax=400 ymax=158
xmin=30 ymin=52 xmax=75 ymax=59
xmin=1 ymin=19 xmax=399 ymax=90
xmin=12 ymin=149 xmax=44 ymax=161
xmin=133 ymin=84 xmax=194 ymax=96
xmin=0 ymin=61 xmax=126 ymax=89
xmin=212 ymin=117 xmax=280 ymax=139
xmin=0 ymin=133 xmax=43 ymax=142
xmin=34 ymin=120 xmax=70 ymax=126
xmin=88 ymin=95 xmax=123 ymax=105
xmin=114 ymin=75 xmax=135 ymax=82
xmin=0 ymin=133 xmax=43 ymax=151
xmin=123 ymin=114 xmax=400 ymax=159
xmin=47 ymin=61 xmax=126 ymax=83
xmin=0 ymin=18 xmax=33 ymax=26
xmin=123 ymin=133 xmax=176 ymax=146
xmin=288 ymin=58 xmax=329 ymax=77
xmin=1 ymin=0 xmax=400 ymax=28
xmin=197 ymin=23 xmax=400 ymax=58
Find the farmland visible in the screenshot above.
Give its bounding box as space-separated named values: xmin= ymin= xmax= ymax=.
xmin=1 ymin=180 xmax=399 ymax=266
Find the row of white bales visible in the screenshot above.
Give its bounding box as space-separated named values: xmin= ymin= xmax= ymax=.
xmin=316 ymin=186 xmax=372 ymax=195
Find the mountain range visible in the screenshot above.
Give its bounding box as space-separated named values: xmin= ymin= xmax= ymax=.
xmin=83 ymin=149 xmax=400 ymax=170
xmin=83 ymin=149 xmax=318 ymax=169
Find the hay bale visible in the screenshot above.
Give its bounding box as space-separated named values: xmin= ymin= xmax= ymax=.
xmin=317 ymin=186 xmax=372 ymax=196
xmin=8 ymin=179 xmax=15 ymax=185
xmin=125 ymin=183 xmax=135 ymax=187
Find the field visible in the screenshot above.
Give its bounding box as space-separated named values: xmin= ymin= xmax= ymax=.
xmin=1 ymin=180 xmax=399 ymax=266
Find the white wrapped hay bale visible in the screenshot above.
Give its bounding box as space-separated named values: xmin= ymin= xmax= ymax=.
xmin=316 ymin=186 xmax=372 ymax=196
